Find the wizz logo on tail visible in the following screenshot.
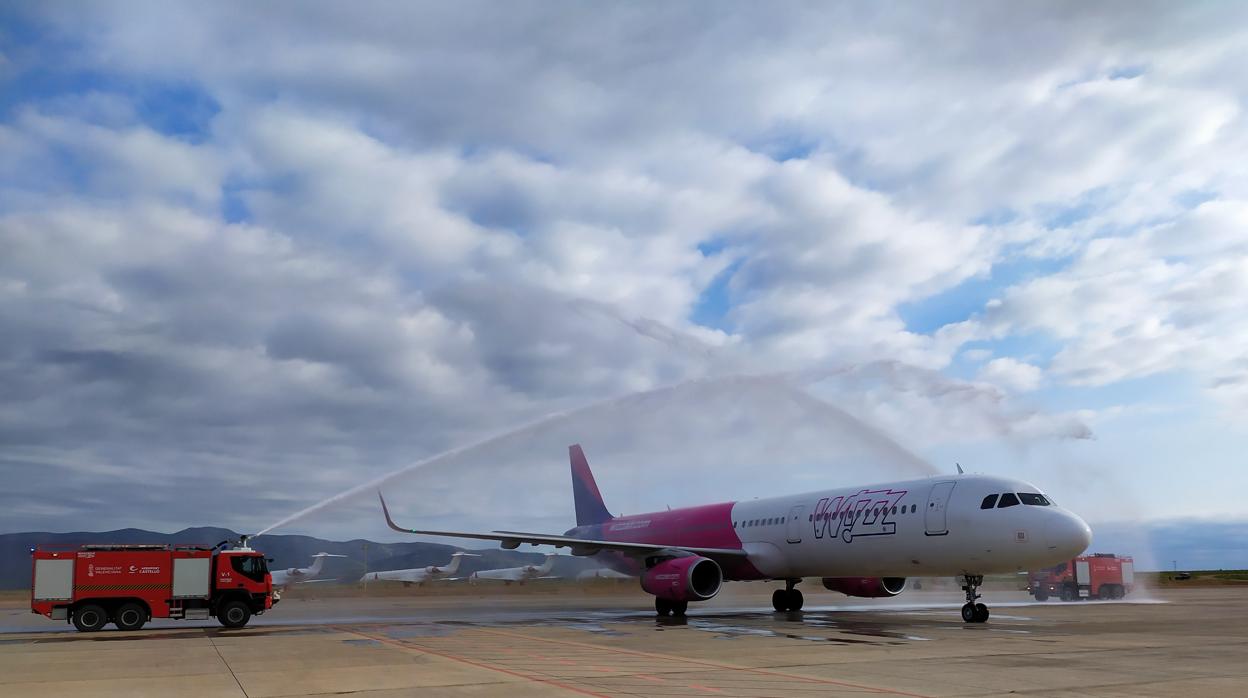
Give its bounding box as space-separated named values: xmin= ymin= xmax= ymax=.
xmin=812 ymin=489 xmax=908 ymax=543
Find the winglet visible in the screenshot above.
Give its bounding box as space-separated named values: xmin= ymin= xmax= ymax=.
xmin=379 ymin=491 xmax=410 ymax=533
xmin=956 ymin=462 xmax=965 ymax=475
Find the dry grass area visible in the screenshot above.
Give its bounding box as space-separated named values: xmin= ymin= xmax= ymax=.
xmin=1149 ymin=570 xmax=1248 ymax=587
xmin=0 ymin=590 xmax=30 ymax=609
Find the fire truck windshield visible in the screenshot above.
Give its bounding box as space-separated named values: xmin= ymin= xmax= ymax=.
xmin=230 ymin=554 xmax=268 ymax=583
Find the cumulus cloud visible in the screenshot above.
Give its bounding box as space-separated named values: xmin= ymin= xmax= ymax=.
xmin=1 ymin=2 xmax=1245 ymax=534
xmin=984 ymin=201 xmax=1248 ymax=414
xmin=978 ymin=358 xmax=1044 ymax=393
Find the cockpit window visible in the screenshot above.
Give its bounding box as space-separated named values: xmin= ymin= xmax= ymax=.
xmin=980 ymin=494 xmax=999 ymax=509
xmin=997 ymin=492 xmax=1020 ymax=508
xmin=1019 ymin=493 xmax=1050 ymax=506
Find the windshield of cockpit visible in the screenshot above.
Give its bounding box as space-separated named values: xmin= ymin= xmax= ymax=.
xmin=980 ymin=492 xmax=1053 ymax=509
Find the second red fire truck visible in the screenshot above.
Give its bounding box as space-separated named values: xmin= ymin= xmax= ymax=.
xmin=31 ymin=539 xmax=278 ymax=632
xmin=1028 ymin=553 xmax=1135 ymax=601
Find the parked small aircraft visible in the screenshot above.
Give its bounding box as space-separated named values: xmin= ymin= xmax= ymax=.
xmin=270 ymin=552 xmax=346 ymax=587
xmin=359 ymin=552 xmax=478 ymax=586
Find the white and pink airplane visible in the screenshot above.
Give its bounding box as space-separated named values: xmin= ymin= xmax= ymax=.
xmin=380 ymin=444 xmax=1092 ymax=623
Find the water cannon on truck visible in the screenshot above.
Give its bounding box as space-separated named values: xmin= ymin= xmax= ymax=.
xmin=31 ymin=538 xmax=278 ymax=632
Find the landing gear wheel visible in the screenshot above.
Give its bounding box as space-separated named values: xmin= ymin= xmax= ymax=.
xmin=960 ymin=574 xmax=988 ymax=623
xmin=789 ymin=589 xmax=804 ymax=611
xmin=655 ymin=598 xmax=672 ymax=617
xmin=772 ymin=589 xmax=787 ymax=612
xmin=114 ymin=602 xmax=147 ymax=631
xmin=72 ymin=604 xmax=108 ymax=632
xmin=773 ymin=579 xmax=804 ymax=612
xmin=217 ymin=600 xmax=252 ymax=628
xmin=671 ymin=601 xmax=688 ymax=617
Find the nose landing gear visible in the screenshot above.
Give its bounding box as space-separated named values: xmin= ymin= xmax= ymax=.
xmin=961 ymin=574 xmax=989 ymax=623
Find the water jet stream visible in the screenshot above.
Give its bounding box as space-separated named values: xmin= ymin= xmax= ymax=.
xmin=253 ymin=372 xmax=935 ymax=537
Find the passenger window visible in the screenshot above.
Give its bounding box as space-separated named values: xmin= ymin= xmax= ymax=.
xmin=891 ymin=506 xmax=897 ymax=515
xmin=981 ymin=494 xmax=999 ymax=509
xmin=997 ymin=493 xmax=1020 ymax=508
xmin=911 ymin=505 xmax=917 ymax=513
xmin=1019 ymin=493 xmax=1050 ymax=506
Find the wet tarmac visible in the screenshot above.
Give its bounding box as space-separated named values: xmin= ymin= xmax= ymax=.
xmin=1 ymin=587 xmax=1244 ymax=696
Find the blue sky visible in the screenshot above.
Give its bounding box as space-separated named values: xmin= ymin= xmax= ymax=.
xmin=1 ymin=3 xmax=1247 ymax=565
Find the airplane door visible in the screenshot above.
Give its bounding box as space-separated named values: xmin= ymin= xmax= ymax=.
xmin=786 ymin=505 xmax=804 ymax=544
xmin=924 ymin=481 xmax=956 ymax=536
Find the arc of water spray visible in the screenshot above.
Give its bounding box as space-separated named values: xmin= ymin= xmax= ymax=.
xmin=252 ymin=370 xmax=935 ymax=537
xmin=253 ymin=376 xmax=721 ymax=536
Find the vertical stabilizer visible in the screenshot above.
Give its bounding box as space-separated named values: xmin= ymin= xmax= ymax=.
xmin=535 ymin=553 xmax=558 ymax=576
xmin=570 ymin=444 xmax=613 ymax=526
xmin=306 ymin=554 xmax=326 ymax=577
xmin=442 ymin=552 xmax=477 ymax=575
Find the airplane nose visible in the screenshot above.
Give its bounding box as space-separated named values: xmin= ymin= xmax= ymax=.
xmin=1045 ymin=511 xmax=1093 ymax=556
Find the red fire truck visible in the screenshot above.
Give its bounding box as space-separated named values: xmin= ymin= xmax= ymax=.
xmin=31 ymin=541 xmax=278 ymax=632
xmin=1028 ymin=553 xmax=1135 ymax=601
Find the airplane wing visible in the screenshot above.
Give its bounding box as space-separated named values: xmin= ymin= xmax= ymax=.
xmin=379 ymin=492 xmax=748 ymax=562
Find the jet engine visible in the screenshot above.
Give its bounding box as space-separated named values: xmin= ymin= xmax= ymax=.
xmin=641 ymin=556 xmax=722 ymax=602
xmin=822 ymin=576 xmax=907 ymax=598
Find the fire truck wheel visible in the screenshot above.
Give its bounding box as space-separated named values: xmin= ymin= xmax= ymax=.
xmin=114 ymin=603 xmax=147 ymax=631
xmin=72 ymin=604 xmax=109 ymax=632
xmin=1034 ymin=590 xmax=1049 ymax=601
xmin=218 ymin=600 xmax=252 ymax=628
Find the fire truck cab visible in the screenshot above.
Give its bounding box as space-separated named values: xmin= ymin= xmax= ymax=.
xmin=31 ymin=542 xmax=277 ymax=632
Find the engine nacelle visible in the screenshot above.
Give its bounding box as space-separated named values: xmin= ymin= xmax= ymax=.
xmin=821 ymin=576 xmax=907 ymax=598
xmin=641 ymin=556 xmax=722 ymax=602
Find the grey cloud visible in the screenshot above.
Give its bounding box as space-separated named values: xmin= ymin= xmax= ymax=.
xmin=2 ymin=1 xmax=1243 ymax=538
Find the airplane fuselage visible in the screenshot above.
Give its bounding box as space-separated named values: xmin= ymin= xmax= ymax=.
xmin=565 ymin=474 xmax=1091 ymax=581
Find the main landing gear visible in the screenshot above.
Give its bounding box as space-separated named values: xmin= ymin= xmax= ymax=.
xmin=960 ymin=574 xmax=989 ymax=623
xmin=772 ymin=579 xmax=804 ymax=612
xmin=655 ymin=598 xmax=688 ymax=617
